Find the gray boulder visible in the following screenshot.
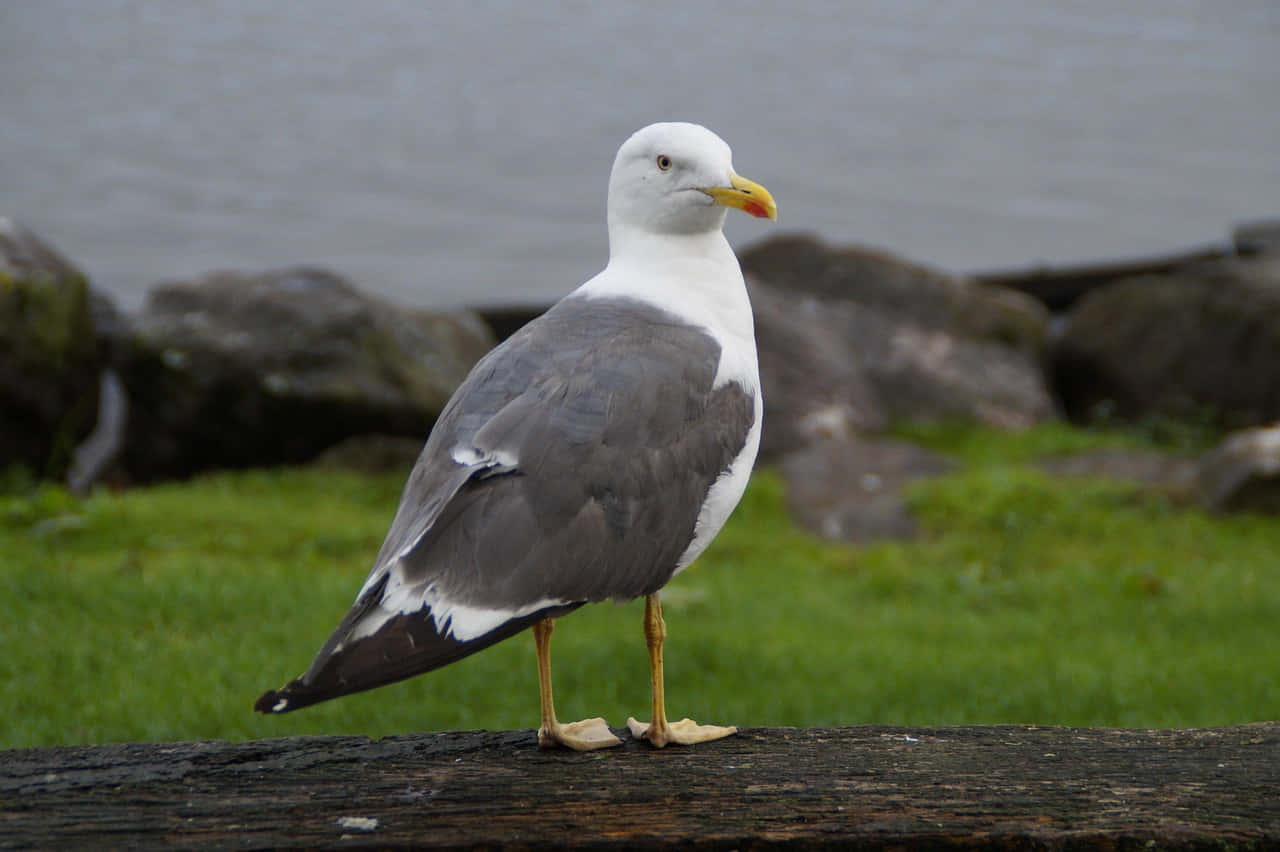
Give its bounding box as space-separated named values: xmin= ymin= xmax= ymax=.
xmin=0 ymin=219 xmax=102 ymax=477
xmin=313 ymin=433 xmax=427 ymax=474
xmin=779 ymin=437 xmax=956 ymax=543
xmin=110 ymin=267 xmax=495 ymax=481
xmin=1037 ymin=448 xmax=1199 ymax=500
xmin=748 ymin=279 xmax=887 ymax=458
xmin=1196 ymin=423 xmax=1280 ymax=514
xmin=743 ymin=235 xmax=1055 ymax=451
xmin=844 ymin=300 xmax=1056 ymax=430
xmin=744 ymin=234 xmax=1055 ymax=541
xmin=1050 ymin=254 xmax=1280 ymax=428
xmin=741 ymin=233 xmax=1050 ymax=353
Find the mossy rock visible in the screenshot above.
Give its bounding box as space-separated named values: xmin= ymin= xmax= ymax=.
xmin=0 ymin=219 xmax=102 ymax=476
xmin=1051 ymin=255 xmax=1280 ymax=428
xmin=113 ymin=267 xmax=496 ymax=481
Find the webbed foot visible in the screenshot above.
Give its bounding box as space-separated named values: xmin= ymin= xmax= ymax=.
xmin=626 ymin=716 xmax=737 ymax=748
xmin=538 ymin=716 xmax=623 ymax=750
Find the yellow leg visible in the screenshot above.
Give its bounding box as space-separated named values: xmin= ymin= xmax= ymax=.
xmin=626 ymin=593 xmax=737 ymax=748
xmin=534 ymin=618 xmax=621 ymax=750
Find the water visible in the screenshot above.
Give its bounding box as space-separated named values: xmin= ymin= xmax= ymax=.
xmin=2 ymin=0 xmax=1277 ymax=312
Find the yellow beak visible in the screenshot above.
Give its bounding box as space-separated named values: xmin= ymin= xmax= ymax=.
xmin=701 ymin=172 xmax=779 ymax=221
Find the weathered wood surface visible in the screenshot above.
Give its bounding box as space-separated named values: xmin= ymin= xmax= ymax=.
xmin=3 ymin=724 xmax=1278 ymax=850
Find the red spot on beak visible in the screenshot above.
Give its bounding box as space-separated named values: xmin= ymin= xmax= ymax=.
xmin=743 ymin=201 xmax=769 ymax=219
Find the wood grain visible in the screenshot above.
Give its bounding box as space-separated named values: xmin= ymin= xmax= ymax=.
xmin=3 ymin=724 xmax=1277 ymax=849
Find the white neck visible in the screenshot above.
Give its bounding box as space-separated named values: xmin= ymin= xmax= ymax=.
xmin=573 ymin=223 xmax=759 ymax=392
xmin=580 ymin=225 xmax=754 ymax=340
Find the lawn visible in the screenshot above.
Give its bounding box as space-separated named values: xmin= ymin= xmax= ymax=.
xmin=2 ymin=423 xmax=1276 ymax=748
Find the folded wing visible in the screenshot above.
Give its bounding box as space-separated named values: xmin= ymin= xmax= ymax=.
xmin=255 ymin=296 xmax=755 ymax=712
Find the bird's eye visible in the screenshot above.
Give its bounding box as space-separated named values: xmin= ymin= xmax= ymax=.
xmin=656 ymin=154 xmax=672 ymax=171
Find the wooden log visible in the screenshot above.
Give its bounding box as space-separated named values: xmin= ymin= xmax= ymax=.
xmin=2 ymin=724 xmax=1277 ymax=849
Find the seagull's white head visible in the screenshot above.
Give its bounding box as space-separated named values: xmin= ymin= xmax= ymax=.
xmin=607 ymin=122 xmax=778 ymax=238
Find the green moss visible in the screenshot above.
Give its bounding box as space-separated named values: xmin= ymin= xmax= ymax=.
xmin=0 ymin=270 xmax=94 ymax=368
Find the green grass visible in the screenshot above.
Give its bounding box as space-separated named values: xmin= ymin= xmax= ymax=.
xmin=2 ymin=423 xmax=1277 ymax=748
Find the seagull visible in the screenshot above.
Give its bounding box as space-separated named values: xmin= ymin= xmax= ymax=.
xmin=255 ymin=122 xmax=778 ymax=749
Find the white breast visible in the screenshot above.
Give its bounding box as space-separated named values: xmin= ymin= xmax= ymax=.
xmin=675 ymin=386 xmax=761 ymax=573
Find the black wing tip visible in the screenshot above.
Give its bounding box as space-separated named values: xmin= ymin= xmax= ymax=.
xmin=254 ymin=676 xmax=348 ymax=714
xmin=254 ymin=682 xmax=327 ymax=714
xmin=253 ymin=688 xmax=292 ymax=714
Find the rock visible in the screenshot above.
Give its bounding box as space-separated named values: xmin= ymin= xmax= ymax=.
xmin=1037 ymin=448 xmax=1199 ymax=499
xmin=1234 ymin=219 xmax=1280 ymax=256
xmin=1050 ymin=255 xmax=1280 ymax=428
xmin=846 ymin=304 xmax=1056 ymax=430
xmin=971 ymin=221 xmax=1277 ymax=316
xmin=779 ymin=437 xmax=956 ymax=543
xmin=312 ymin=433 xmax=425 ymax=474
xmin=973 ymin=246 xmax=1231 ymax=313
xmin=748 ymin=279 xmax=886 ymax=458
xmin=474 ymin=305 xmax=547 ymax=343
xmin=1196 ymin=423 xmax=1280 ymax=514
xmin=746 ymin=269 xmax=1054 ymax=450
xmin=110 ymin=267 xmax=495 ymax=481
xmin=740 ymin=233 xmax=1050 ymax=353
xmin=0 ymin=219 xmax=102 ymax=477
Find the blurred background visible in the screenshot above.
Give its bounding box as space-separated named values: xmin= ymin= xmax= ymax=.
xmin=2 ymin=0 xmax=1277 ymax=312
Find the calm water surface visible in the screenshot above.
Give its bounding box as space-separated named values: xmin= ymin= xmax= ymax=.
xmin=2 ymin=0 xmax=1277 ymax=311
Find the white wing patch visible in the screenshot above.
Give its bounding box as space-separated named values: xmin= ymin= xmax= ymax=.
xmin=449 ymin=444 xmax=517 ymax=469
xmin=348 ymin=558 xmax=570 ymax=644
xmin=450 ymin=445 xmax=484 ymax=466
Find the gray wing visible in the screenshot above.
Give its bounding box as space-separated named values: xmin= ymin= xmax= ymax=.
xmin=256 ymin=295 xmax=754 ymax=712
